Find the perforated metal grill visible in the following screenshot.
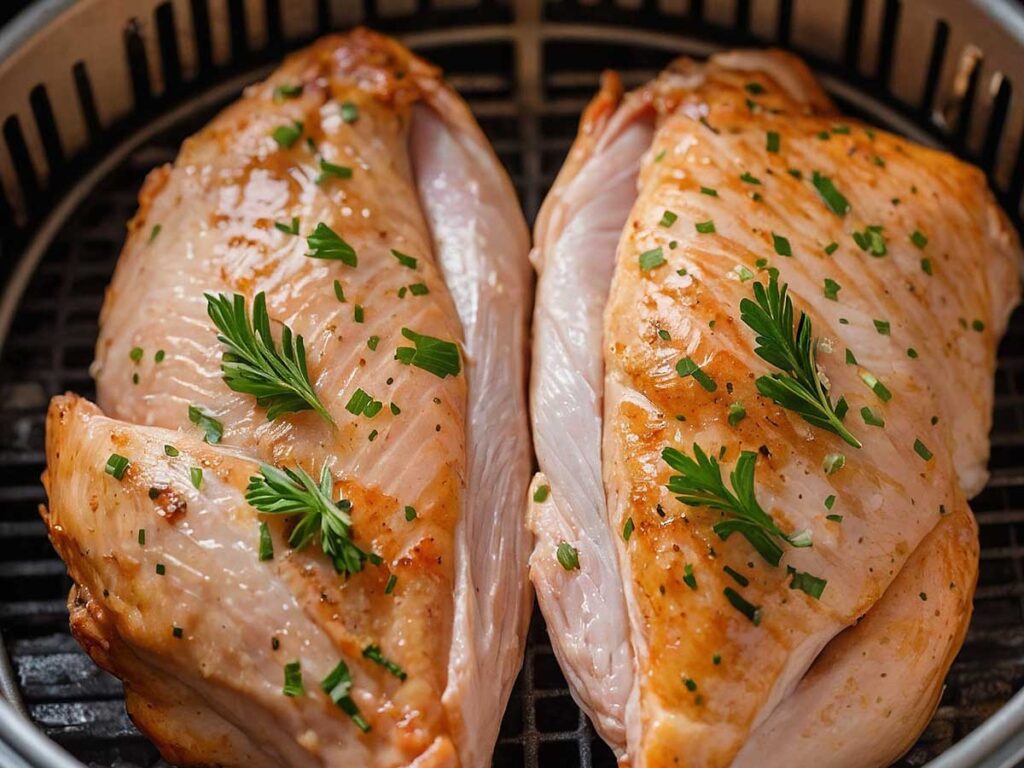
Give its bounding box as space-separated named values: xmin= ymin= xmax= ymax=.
xmin=1 ymin=1 xmax=1024 ymax=767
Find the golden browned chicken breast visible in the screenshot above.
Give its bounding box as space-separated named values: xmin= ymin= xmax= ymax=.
xmin=528 ymin=50 xmax=1019 ymax=768
xmin=42 ymin=29 xmax=532 ymax=768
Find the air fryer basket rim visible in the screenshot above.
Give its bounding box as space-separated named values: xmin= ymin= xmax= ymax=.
xmin=2 ymin=0 xmax=1024 ymax=766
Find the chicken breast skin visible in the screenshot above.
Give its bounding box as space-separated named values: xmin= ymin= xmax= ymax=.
xmin=43 ymin=29 xmax=531 ymax=768
xmin=531 ymin=51 xmax=1018 ymax=768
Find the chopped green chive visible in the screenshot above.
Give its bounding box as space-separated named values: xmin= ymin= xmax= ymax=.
xmin=907 ymin=348 xmax=918 ymax=358
xmin=723 ymin=587 xmax=761 ymax=625
xmin=826 ymin=513 xmax=844 ymax=523
xmin=354 ymin=305 xmax=364 ymax=323
xmin=860 ymin=371 xmax=892 ymax=402
xmin=622 ymin=517 xmax=635 ymax=542
xmin=973 ymin=319 xmax=985 ymax=332
xmin=739 ymin=172 xmax=761 ymax=185
xmin=744 ymin=82 xmax=765 ymax=94
xmin=824 ymin=495 xmax=836 ymax=510
xmin=921 ymin=258 xmax=933 ymax=276
xmin=723 ymin=565 xmax=749 ymax=587
xmin=274 ymin=217 xmax=300 ymax=235
xmin=683 ymin=563 xmax=697 ymax=590
xmin=138 ymin=529 xmax=146 ymax=545
xmin=811 ymin=171 xmax=850 ymax=215
xmin=316 ymin=159 xmax=352 ymax=183
xmin=320 ymin=661 xmax=370 ymax=732
xmin=533 ymin=485 xmax=550 ymax=503
xmin=700 ymin=186 xmax=718 ymax=196
xmin=149 ymin=224 xmax=161 ymax=242
xmin=155 ymin=563 xmax=166 ymax=575
xmin=695 ymin=220 xmax=716 ymax=234
xmin=766 ymin=131 xmax=780 ymax=153
xmin=129 ymin=346 xmax=143 ymax=363
xmin=824 ymin=241 xmax=839 ymax=255
xmin=659 ymin=210 xmax=678 ymax=228
xmin=164 ymin=444 xmax=179 ymax=457
xmin=283 ymin=661 xmax=304 ymax=696
xmin=271 ymin=121 xmax=303 ymax=148
xmin=873 ymin=319 xmax=891 ymax=335
xmin=845 ymin=348 xmax=857 ymax=365
xmin=273 ymin=83 xmax=302 ymax=102
xmin=910 ymin=230 xmax=928 ymax=249
xmin=658 ymin=329 xmax=671 ymax=341
xmin=367 ymin=335 xmax=380 ymax=351
xmin=172 ymin=626 xmax=183 ymax=639
xmin=914 ymin=439 xmax=933 ymax=461
xmin=391 ymin=249 xmax=417 ymax=269
xmin=860 ymin=406 xmax=885 ymax=427
xmin=259 ymin=521 xmax=274 ymax=561
xmin=154 ymin=349 xmax=165 ymax=363
xmin=556 ymin=541 xmax=580 ymax=571
xmin=340 ymin=101 xmax=359 ymax=124
xmin=727 ymin=402 xmax=746 ymax=426
xmin=787 ymin=566 xmax=827 ymax=599
xmin=385 ymin=573 xmax=397 ymax=594
xmin=190 ymin=467 xmax=203 ymax=489
xmin=639 ymin=247 xmax=667 ymax=271
xmin=362 ymin=644 xmax=407 ymax=680
xmin=823 ymin=453 xmax=845 ymax=475
xmin=104 ymin=454 xmax=130 ymax=480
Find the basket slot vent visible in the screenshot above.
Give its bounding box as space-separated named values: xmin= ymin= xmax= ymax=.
xmin=156 ymin=3 xmax=184 ymax=94
xmin=841 ymin=0 xmax=865 ymax=71
xmin=920 ymin=18 xmax=950 ymax=121
xmin=70 ymin=63 xmax=101 ymax=145
xmin=2 ymin=116 xmax=39 ymax=218
xmin=190 ymin=0 xmax=216 ymax=73
xmin=979 ymin=74 xmax=1012 ymax=183
xmin=871 ymin=0 xmax=899 ymax=87
xmin=942 ymin=44 xmax=984 ymax=149
xmin=123 ymin=20 xmax=154 ymax=111
xmin=774 ymin=0 xmax=792 ymax=47
xmin=227 ymin=0 xmax=249 ymax=61
xmin=27 ymin=86 xmax=64 ymax=181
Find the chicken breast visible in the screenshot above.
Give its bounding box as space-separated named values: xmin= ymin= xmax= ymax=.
xmin=42 ymin=29 xmax=532 ymax=768
xmin=529 ymin=51 xmax=1020 ymax=768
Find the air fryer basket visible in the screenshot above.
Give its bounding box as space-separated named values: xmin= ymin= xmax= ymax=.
xmin=1 ymin=0 xmax=1024 ymax=766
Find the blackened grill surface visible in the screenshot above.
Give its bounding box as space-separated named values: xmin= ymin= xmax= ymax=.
xmin=1 ymin=28 xmax=1024 ymax=768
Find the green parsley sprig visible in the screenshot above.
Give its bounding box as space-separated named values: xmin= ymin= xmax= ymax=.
xmin=662 ymin=444 xmax=810 ymax=566
xmin=206 ymin=292 xmax=332 ymax=424
xmin=740 ymin=276 xmax=861 ymax=448
xmin=246 ymin=463 xmax=379 ymax=576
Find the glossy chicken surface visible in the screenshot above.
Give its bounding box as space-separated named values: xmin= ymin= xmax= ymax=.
xmin=529 ymin=51 xmax=1019 ymax=768
xmin=43 ymin=29 xmax=532 ymax=768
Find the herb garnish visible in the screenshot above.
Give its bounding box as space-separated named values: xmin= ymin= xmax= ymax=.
xmin=273 ymin=83 xmax=302 ymax=102
xmin=206 ymin=292 xmax=332 ymax=423
xmin=787 ymin=566 xmax=827 ymax=599
xmin=321 ymin=661 xmax=370 ymax=732
xmin=639 ymin=247 xmax=666 ymax=271
xmin=258 ymin=521 xmax=274 ymax=561
xmin=316 ymin=158 xmax=353 ymax=183
xmin=723 ymin=586 xmax=761 ymax=625
xmin=662 ymin=445 xmax=810 ymax=567
xmin=811 ymin=171 xmax=850 ymax=215
xmin=557 ymin=542 xmax=580 ymax=571
xmin=105 ymin=454 xmax=130 ymax=480
xmin=394 ymin=328 xmax=461 ymax=378
xmin=391 ymin=249 xmax=417 ymax=269
xmin=271 ymin=121 xmax=303 ymax=148
xmin=740 ymin=276 xmax=860 ymax=447
xmin=188 ymin=404 xmax=223 ymax=443
xmin=695 ymin=220 xmax=716 ymax=234
xmin=306 ymin=222 xmax=357 ymax=266
xmin=246 ymin=463 xmax=378 ymax=576
xmin=363 ymin=644 xmax=407 ymax=680
xmin=283 ymin=661 xmax=304 ymax=696
xmin=676 ymin=357 xmax=716 ymax=392
xmin=659 ymin=210 xmax=678 ymax=228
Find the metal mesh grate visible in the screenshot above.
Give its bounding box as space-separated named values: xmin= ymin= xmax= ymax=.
xmin=1 ymin=2 xmax=1024 ymax=767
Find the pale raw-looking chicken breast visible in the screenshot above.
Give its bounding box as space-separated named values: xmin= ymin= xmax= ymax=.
xmin=529 ymin=51 xmax=1020 ymax=768
xmin=42 ymin=29 xmax=532 ymax=768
